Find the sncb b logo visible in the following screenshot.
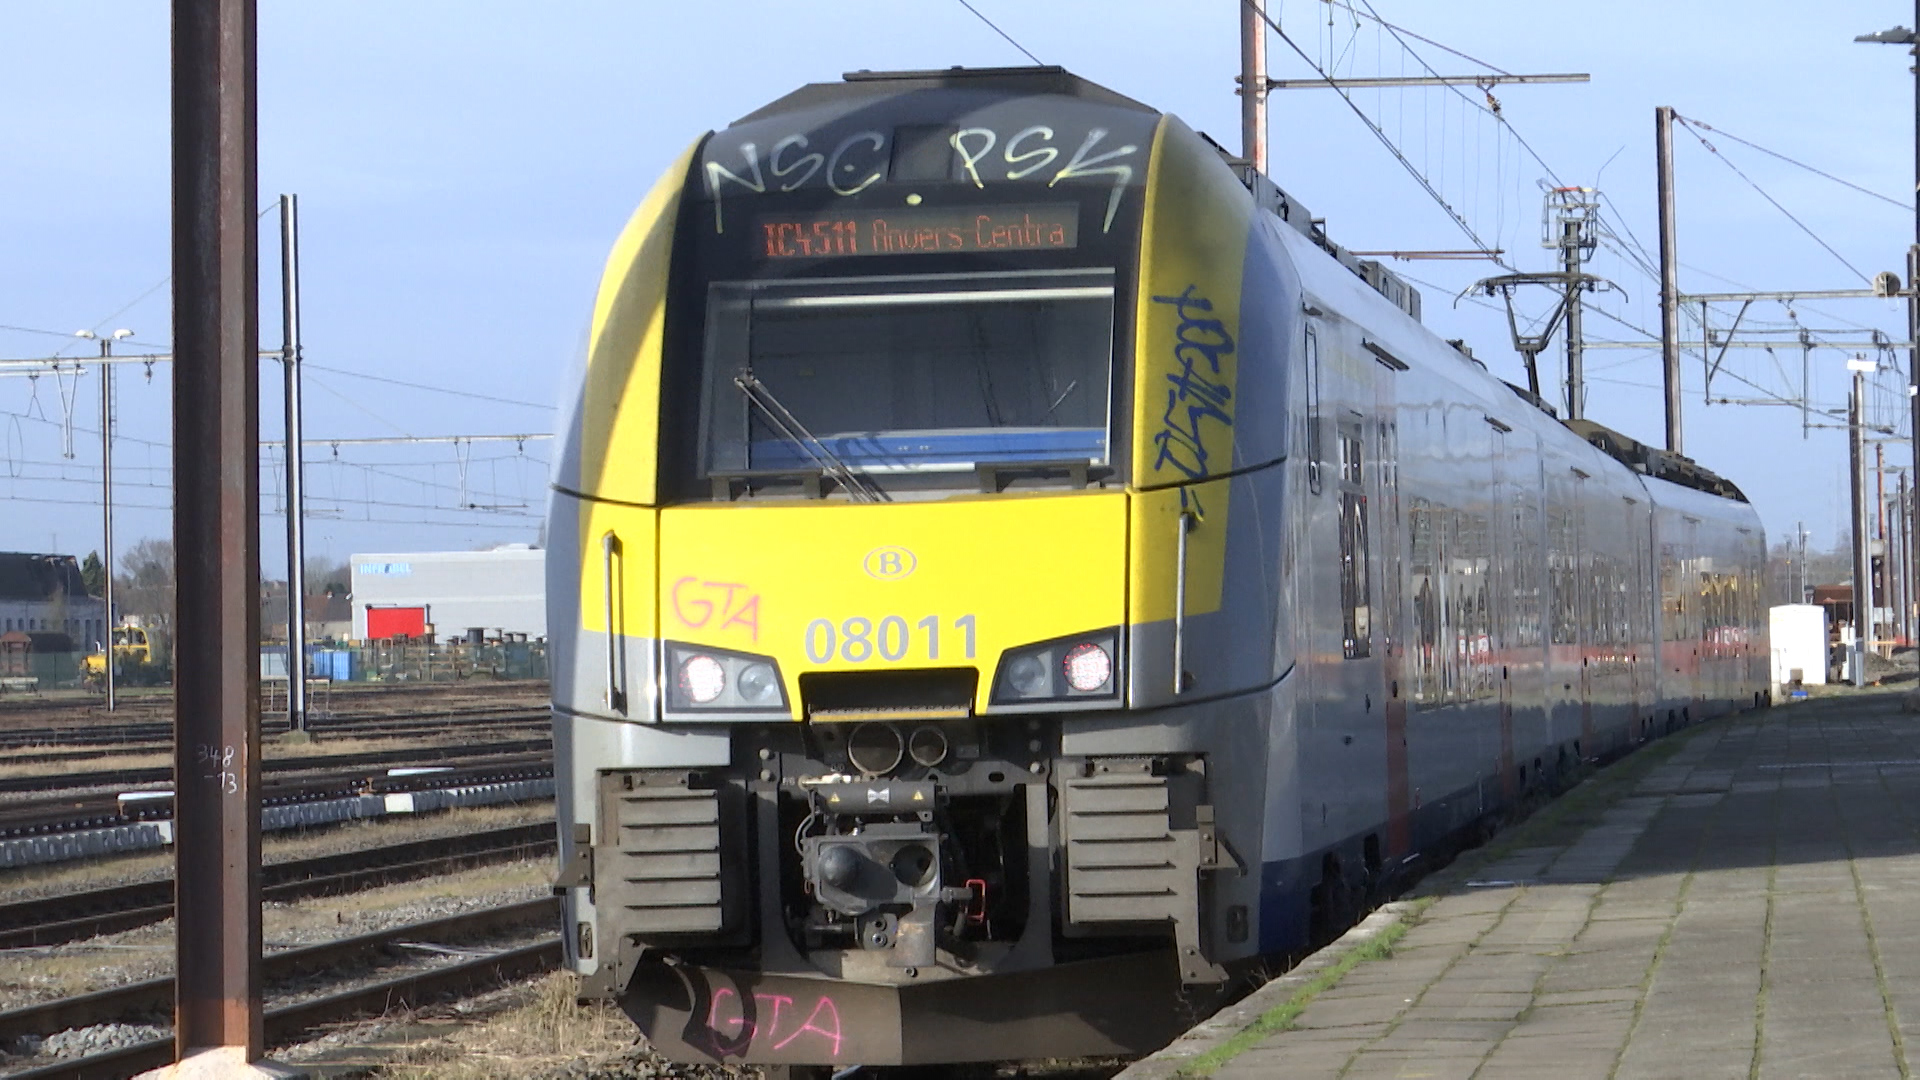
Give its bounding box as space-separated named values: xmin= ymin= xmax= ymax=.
xmin=863 ymin=546 xmax=916 ymax=580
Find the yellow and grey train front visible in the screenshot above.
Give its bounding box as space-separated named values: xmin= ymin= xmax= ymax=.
xmin=549 ymin=67 xmax=1298 ymax=1067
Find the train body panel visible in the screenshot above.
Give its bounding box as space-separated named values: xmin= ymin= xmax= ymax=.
xmin=655 ymin=492 xmax=1128 ymax=718
xmin=548 ymin=66 xmax=1769 ymax=1067
xmin=1646 ymin=475 xmax=1769 ymax=721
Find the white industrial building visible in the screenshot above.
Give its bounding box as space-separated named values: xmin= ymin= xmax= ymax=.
xmin=350 ymin=545 xmax=545 ymax=641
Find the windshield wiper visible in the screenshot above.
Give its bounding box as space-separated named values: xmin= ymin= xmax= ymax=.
xmin=1042 ymin=379 xmax=1081 ymax=420
xmin=732 ymin=373 xmax=886 ymax=503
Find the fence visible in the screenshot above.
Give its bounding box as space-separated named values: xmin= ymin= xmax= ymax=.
xmin=0 ymin=639 xmax=550 ymax=697
xmin=263 ymin=639 xmax=549 ymax=685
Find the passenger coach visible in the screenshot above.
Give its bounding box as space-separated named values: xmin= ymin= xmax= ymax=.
xmin=547 ymin=66 xmax=1768 ymax=1068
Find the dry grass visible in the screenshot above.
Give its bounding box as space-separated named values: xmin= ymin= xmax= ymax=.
xmin=264 ymin=859 xmax=550 ymax=941
xmin=374 ymin=973 xmax=639 ymax=1080
xmin=0 ymin=945 xmax=167 ymax=1006
xmin=0 ymin=750 xmax=175 ymax=778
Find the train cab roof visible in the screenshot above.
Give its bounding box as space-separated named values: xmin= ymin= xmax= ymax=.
xmin=1563 ymin=419 xmax=1748 ymax=502
xmin=730 ymin=66 xmax=1156 ymax=126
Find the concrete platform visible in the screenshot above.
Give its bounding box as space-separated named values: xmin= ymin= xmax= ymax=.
xmin=1123 ymin=690 xmax=1920 ymax=1080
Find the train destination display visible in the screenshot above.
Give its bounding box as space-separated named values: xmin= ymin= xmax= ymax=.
xmin=757 ymin=204 xmax=1079 ymax=259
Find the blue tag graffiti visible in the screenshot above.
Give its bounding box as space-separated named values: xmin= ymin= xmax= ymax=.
xmin=1150 ymin=285 xmax=1235 ymax=514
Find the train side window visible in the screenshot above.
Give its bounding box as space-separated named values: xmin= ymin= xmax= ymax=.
xmin=1379 ymin=421 xmax=1399 ymax=507
xmin=1305 ymin=324 xmax=1322 ymax=494
xmin=1341 ymin=491 xmax=1372 ymax=658
xmin=1659 ymin=542 xmax=1681 ymax=642
xmin=1339 ymin=424 xmax=1370 ymax=659
xmin=1409 ymin=499 xmax=1440 ymax=703
xmin=1338 ymin=427 xmax=1363 ymax=485
xmin=1548 ymin=505 xmax=1577 ymax=647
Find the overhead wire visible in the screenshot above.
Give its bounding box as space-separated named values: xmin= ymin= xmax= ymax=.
xmin=1675 ymin=113 xmax=1914 ymax=213
xmin=1679 ymin=264 xmax=1878 ymax=333
xmin=1253 ymin=1 xmax=1507 ymax=265
xmin=1319 ymin=0 xmax=1515 ymax=77
xmin=303 ymin=363 xmax=556 ymax=410
xmin=952 ymin=0 xmax=1042 ymax=65
xmin=304 ymin=373 xmax=416 ymax=438
xmin=0 ymin=324 xmax=86 ymax=341
xmin=1283 ymin=4 xmax=1906 ymax=446
xmin=1673 ymin=115 xmax=1871 ymax=285
xmin=1349 ymin=0 xmax=1566 ymax=191
xmin=0 ymin=383 xmax=547 ymax=525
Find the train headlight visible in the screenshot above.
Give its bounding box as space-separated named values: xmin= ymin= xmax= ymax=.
xmin=1062 ymin=642 xmax=1113 ymax=692
xmin=990 ymin=629 xmax=1122 ymax=708
xmin=1006 ymin=655 xmax=1050 ymax=697
xmin=677 ymin=655 xmax=727 ymax=704
xmin=663 ymin=643 xmax=789 ymax=717
xmin=737 ymin=662 xmax=781 ymax=705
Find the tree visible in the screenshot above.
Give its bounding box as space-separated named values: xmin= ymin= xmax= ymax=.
xmin=304 ymin=556 xmax=351 ymax=598
xmin=116 ymin=538 xmax=176 ymax=637
xmin=80 ymin=551 xmax=105 ymax=597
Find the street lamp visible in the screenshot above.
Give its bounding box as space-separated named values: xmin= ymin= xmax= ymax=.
xmin=1856 ymin=15 xmax=1920 ymax=653
xmin=75 ymin=328 xmax=134 ymax=711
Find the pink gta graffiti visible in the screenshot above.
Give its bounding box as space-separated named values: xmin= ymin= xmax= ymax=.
xmin=671 ymin=577 xmax=761 ymax=642
xmin=705 ymin=988 xmax=843 ymax=1056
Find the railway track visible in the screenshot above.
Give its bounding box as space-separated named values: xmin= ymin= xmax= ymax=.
xmin=0 ymin=756 xmax=553 ymax=840
xmin=0 ymin=706 xmax=551 ymax=752
xmin=0 ymin=823 xmax=556 ymax=950
xmin=0 ymin=738 xmax=552 ymax=797
xmin=0 ymin=899 xmax=561 ymax=1079
xmin=0 ymin=681 xmax=548 ymax=725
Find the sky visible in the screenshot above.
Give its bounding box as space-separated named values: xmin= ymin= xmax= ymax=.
xmin=0 ymin=1 xmax=1914 ymax=574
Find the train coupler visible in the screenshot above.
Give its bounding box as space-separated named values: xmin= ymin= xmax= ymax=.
xmin=800 ymin=779 xmax=961 ymax=969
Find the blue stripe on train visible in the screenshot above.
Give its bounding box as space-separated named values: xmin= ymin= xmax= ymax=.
xmin=750 ymin=427 xmax=1105 ymax=470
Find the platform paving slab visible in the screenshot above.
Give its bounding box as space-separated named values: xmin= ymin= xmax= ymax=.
xmin=1118 ymin=689 xmax=1920 ymax=1080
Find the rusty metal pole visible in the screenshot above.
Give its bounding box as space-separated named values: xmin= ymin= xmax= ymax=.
xmin=171 ymin=0 xmax=262 ymax=1066
xmin=1656 ymin=106 xmax=1683 ymax=455
xmin=1239 ymin=0 xmax=1268 ymax=173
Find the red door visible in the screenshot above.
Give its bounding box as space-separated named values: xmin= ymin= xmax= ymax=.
xmin=366 ymin=606 xmax=426 ymax=640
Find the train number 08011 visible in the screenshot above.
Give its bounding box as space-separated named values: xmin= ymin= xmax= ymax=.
xmin=804 ymin=614 xmax=976 ymax=664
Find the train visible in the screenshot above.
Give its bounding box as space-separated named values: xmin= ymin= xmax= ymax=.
xmin=546 ymin=65 xmax=1769 ymax=1071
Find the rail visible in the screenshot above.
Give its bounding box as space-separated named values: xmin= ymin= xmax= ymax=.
xmin=0 ymin=705 xmax=552 ymax=752
xmin=0 ymin=822 xmax=556 ymax=949
xmin=0 ymin=737 xmax=552 ymax=797
xmin=0 ymin=757 xmax=554 ymax=839
xmin=0 ymin=900 xmax=561 ymax=1078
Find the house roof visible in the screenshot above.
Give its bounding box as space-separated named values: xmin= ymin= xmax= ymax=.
xmin=0 ymin=554 xmax=89 ymax=603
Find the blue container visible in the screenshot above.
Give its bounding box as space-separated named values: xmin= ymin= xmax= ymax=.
xmin=315 ymin=650 xmax=355 ymax=681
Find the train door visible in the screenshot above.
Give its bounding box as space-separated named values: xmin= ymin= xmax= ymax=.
xmin=1331 ymin=405 xmax=1385 ymax=892
xmin=1686 ymin=517 xmax=1703 ymax=715
xmin=1372 ymin=372 xmax=1408 ymax=858
xmin=1299 ymin=320 xmax=1321 ymax=759
xmin=1625 ymin=497 xmax=1647 ymax=738
xmin=1488 ymin=419 xmax=1515 ymax=798
xmin=1570 ymin=470 xmax=1593 ymax=752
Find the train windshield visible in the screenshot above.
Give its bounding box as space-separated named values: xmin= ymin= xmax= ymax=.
xmin=698 ymin=269 xmax=1115 ymax=489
